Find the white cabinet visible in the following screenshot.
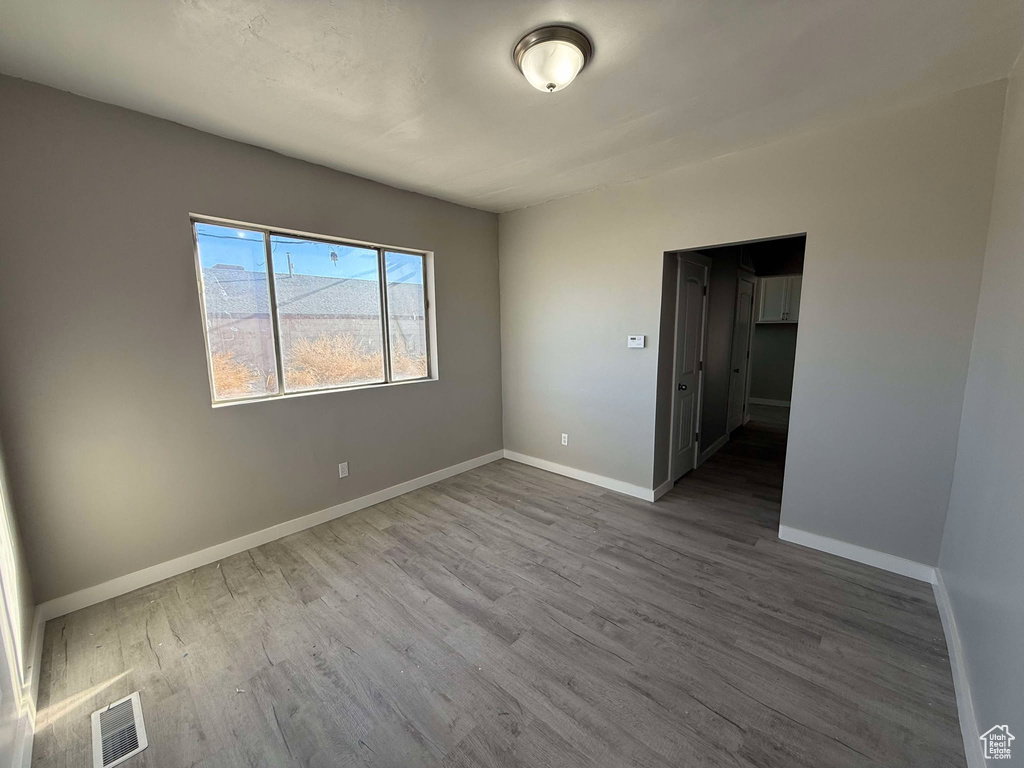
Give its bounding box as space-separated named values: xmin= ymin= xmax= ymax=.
xmin=757 ymin=275 xmax=801 ymax=323
xmin=758 ymin=276 xmax=788 ymax=322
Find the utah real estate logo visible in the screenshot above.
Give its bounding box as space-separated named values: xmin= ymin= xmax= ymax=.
xmin=980 ymin=725 xmax=1014 ymax=760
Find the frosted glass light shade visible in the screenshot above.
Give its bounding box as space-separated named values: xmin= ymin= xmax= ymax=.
xmin=513 ymin=26 xmax=593 ymax=93
xmin=520 ymin=40 xmax=585 ymax=92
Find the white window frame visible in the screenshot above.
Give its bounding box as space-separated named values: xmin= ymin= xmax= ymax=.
xmin=190 ymin=214 xmax=437 ymax=406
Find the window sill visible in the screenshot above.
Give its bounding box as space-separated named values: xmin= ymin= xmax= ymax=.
xmin=211 ymin=375 xmax=437 ymax=408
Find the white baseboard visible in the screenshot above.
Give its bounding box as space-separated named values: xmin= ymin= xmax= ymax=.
xmin=12 ymin=711 xmax=32 ymax=768
xmin=652 ymin=479 xmax=674 ymax=501
xmin=36 ymin=450 xmax=504 ymax=623
xmin=777 ymin=525 xmax=937 ymax=583
xmin=932 ymin=570 xmax=983 ymax=768
xmin=749 ymin=397 xmax=791 ymax=407
xmin=502 ymin=450 xmax=654 ymax=502
xmin=698 ymin=434 xmax=729 ymax=466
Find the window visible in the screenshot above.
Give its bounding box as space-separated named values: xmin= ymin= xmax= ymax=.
xmin=192 ymin=218 xmax=431 ymax=404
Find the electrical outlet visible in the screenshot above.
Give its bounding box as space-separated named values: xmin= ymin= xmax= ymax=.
xmin=561 ymin=433 xmax=568 ymax=446
xmin=338 ymin=462 xmax=349 ymax=478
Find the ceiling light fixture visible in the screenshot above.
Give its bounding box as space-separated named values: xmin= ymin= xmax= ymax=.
xmin=513 ymin=25 xmax=593 ymax=93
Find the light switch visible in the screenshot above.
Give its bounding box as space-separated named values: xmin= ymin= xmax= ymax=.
xmin=627 ymin=335 xmax=645 ymax=348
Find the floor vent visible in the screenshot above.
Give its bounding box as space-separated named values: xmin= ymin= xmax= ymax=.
xmin=91 ymin=692 xmax=148 ymax=768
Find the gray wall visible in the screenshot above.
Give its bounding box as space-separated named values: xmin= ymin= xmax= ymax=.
xmin=0 ymin=76 xmax=502 ymax=603
xmin=938 ymin=63 xmax=1024 ymax=746
xmin=750 ymin=324 xmax=798 ymax=402
xmin=500 ymin=81 xmax=1004 ymax=565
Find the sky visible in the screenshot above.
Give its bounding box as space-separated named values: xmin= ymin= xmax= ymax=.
xmin=195 ymin=222 xmax=423 ymax=283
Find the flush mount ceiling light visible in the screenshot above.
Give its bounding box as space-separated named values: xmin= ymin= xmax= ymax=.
xmin=513 ymin=25 xmax=593 ymax=93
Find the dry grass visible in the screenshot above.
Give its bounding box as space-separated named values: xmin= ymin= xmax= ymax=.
xmin=212 ymin=334 xmax=427 ymax=397
xmin=211 ymin=352 xmax=267 ymax=399
xmin=389 ymin=332 xmax=429 ymax=380
xmin=284 ymin=334 xmax=384 ymax=390
xmin=287 ymin=334 xmax=427 ymax=388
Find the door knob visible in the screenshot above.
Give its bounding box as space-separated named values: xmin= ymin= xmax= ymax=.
xmin=678 ymin=383 xmax=687 ymax=391
xmin=733 ymin=368 xmax=740 ymax=373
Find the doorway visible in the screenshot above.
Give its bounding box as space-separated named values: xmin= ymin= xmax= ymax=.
xmin=654 ymin=234 xmax=805 ymax=494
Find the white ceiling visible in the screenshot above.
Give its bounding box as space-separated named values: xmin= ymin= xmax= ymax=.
xmin=1 ymin=0 xmax=1021 ymax=212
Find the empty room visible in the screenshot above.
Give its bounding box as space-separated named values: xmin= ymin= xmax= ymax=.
xmin=0 ymin=1 xmax=1021 ymax=766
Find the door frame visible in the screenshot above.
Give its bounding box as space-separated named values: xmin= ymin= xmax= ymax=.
xmin=669 ymin=252 xmax=711 ymax=482
xmin=654 ymin=233 xmax=807 ymax=495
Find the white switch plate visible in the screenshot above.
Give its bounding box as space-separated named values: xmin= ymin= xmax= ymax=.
xmin=561 ymin=433 xmax=568 ymax=446
xmin=338 ymin=462 xmax=349 ymax=478
xmin=628 ymin=335 xmax=645 ymax=348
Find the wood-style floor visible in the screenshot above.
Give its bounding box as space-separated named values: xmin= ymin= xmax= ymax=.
xmin=33 ymin=408 xmax=964 ymax=767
